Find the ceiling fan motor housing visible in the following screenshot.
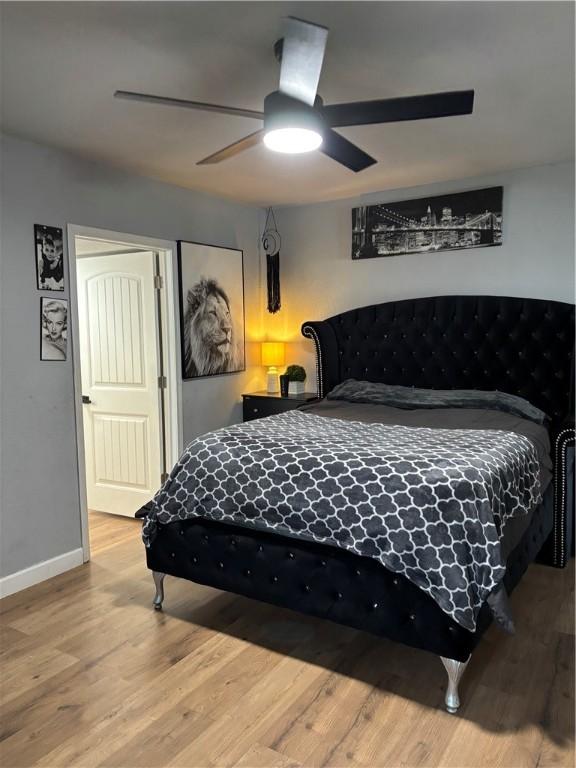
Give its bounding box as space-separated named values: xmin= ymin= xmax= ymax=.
xmin=263 ymin=91 xmax=325 ymax=137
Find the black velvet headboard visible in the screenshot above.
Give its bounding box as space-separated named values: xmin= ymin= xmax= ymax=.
xmin=302 ymin=295 xmax=574 ymax=427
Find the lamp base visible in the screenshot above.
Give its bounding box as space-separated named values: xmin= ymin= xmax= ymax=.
xmin=266 ymin=367 xmax=279 ymax=393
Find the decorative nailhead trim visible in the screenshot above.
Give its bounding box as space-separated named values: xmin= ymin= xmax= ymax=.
xmin=553 ymin=427 xmax=575 ymax=567
xmin=302 ymin=325 xmax=324 ymax=399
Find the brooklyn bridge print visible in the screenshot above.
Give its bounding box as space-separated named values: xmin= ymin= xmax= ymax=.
xmin=352 ymin=186 xmax=503 ymax=259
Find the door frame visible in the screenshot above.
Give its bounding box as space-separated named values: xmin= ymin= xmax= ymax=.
xmin=68 ymin=224 xmax=183 ymax=562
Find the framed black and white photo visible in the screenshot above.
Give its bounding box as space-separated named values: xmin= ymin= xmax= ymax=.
xmin=40 ymin=297 xmax=68 ymax=361
xmin=352 ymin=187 xmax=503 ymax=259
xmin=177 ymin=241 xmax=245 ymax=380
xmin=35 ymin=224 xmax=64 ymax=291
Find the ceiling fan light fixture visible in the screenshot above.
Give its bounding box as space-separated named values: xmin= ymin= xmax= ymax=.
xmin=263 ymin=90 xmax=324 ymax=155
xmin=263 ymin=127 xmax=323 ymax=154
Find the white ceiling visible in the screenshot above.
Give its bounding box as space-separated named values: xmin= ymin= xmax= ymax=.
xmin=1 ymin=2 xmax=573 ymax=206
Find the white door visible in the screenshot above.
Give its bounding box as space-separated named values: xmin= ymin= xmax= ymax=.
xmin=76 ymin=251 xmax=163 ymax=517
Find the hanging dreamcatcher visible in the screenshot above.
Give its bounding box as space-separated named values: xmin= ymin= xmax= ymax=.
xmin=261 ymin=207 xmax=281 ymax=314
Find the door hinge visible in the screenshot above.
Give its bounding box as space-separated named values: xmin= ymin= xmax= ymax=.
xmin=158 ymin=375 xmax=167 ymax=389
xmin=161 ymin=472 xmax=169 ymax=484
xmin=154 ymin=274 xmax=163 ymax=290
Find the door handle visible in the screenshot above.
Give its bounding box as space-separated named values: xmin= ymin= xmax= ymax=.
xmin=82 ymin=395 xmax=93 ymax=405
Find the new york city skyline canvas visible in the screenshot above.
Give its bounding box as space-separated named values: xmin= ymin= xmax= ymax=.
xmin=352 ymin=187 xmax=503 ymax=259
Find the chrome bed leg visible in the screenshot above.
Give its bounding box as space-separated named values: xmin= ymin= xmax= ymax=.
xmin=152 ymin=571 xmax=165 ymax=611
xmin=440 ymin=655 xmax=470 ymax=714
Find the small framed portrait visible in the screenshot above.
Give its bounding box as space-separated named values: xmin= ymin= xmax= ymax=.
xmin=35 ymin=224 xmax=64 ymax=291
xmin=177 ymin=241 xmax=245 ymax=380
xmin=41 ymin=297 xmax=68 ymax=361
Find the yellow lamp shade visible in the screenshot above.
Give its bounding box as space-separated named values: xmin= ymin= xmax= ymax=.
xmin=261 ymin=341 xmax=285 ymax=368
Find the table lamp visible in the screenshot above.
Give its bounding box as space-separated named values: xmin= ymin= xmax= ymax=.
xmin=261 ymin=341 xmax=285 ymax=393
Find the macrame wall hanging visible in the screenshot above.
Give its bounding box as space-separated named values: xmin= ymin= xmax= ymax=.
xmin=261 ymin=207 xmax=281 ymax=314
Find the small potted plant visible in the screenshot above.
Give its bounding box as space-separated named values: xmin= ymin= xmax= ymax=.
xmin=285 ymin=364 xmax=306 ymax=395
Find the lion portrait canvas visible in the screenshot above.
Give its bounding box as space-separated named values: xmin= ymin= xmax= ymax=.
xmin=178 ymin=241 xmax=245 ymax=380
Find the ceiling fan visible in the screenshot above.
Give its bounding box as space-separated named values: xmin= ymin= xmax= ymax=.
xmin=114 ymin=17 xmax=474 ymax=173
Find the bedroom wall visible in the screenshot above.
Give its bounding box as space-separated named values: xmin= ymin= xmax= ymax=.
xmin=0 ymin=133 xmax=264 ymax=583
xmin=270 ymin=162 xmax=574 ymax=387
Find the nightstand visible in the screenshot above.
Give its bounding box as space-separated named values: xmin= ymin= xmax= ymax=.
xmin=242 ymin=391 xmax=319 ymax=422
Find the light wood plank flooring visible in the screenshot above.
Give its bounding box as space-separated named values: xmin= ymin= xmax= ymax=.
xmin=1 ymin=511 xmax=573 ymax=768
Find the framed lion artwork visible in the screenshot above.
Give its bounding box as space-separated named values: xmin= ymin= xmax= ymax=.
xmin=177 ymin=241 xmax=245 ymax=380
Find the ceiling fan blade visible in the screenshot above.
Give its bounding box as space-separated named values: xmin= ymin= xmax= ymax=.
xmin=114 ymin=91 xmax=264 ymax=120
xmin=278 ymin=17 xmax=329 ymax=106
xmin=196 ymin=130 xmax=265 ymax=165
xmin=320 ymin=129 xmax=377 ymax=172
xmin=323 ymin=90 xmax=475 ymax=127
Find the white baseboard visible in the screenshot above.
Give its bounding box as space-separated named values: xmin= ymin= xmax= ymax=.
xmin=0 ymin=548 xmax=84 ymax=599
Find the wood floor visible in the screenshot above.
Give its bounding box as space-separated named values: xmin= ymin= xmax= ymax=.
xmin=1 ymin=511 xmax=574 ymax=768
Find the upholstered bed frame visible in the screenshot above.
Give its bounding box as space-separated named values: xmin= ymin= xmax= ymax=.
xmin=145 ymin=295 xmax=574 ymax=713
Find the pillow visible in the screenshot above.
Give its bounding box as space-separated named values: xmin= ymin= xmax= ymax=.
xmin=326 ymin=379 xmax=548 ymax=425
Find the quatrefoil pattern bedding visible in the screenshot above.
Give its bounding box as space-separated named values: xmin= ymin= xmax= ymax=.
xmin=143 ymin=411 xmax=542 ymax=630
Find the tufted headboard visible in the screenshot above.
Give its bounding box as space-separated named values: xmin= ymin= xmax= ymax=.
xmin=302 ymin=295 xmax=575 ymax=427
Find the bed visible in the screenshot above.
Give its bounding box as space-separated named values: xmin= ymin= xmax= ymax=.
xmin=141 ymin=295 xmax=574 ymax=713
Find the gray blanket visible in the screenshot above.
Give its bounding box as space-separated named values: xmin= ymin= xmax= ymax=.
xmin=143 ymin=408 xmax=543 ymax=631
xmin=326 ymin=379 xmax=548 ymax=424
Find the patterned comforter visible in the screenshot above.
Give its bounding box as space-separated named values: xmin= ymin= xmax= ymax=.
xmin=143 ymin=411 xmax=542 ymax=631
